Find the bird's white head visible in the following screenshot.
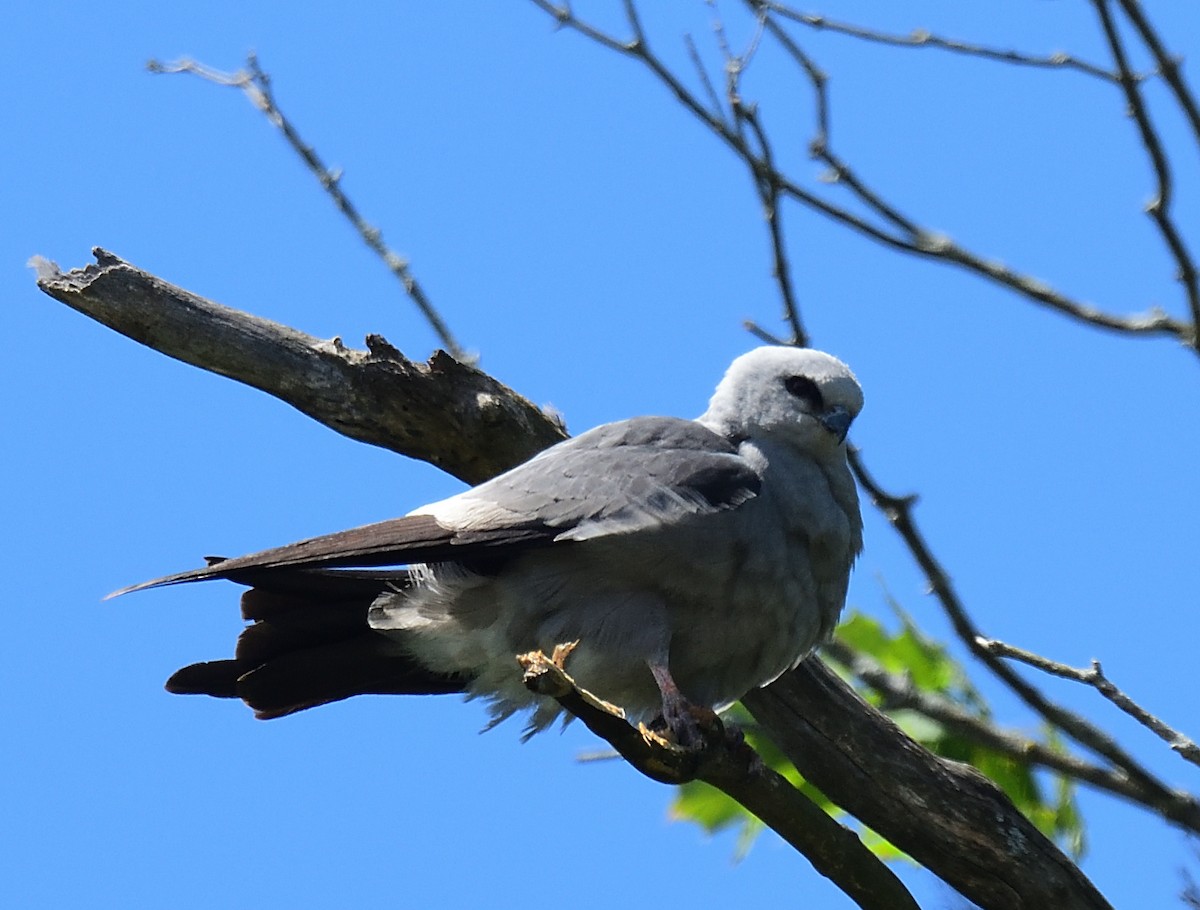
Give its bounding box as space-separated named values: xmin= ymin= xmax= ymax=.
xmin=699 ymin=347 xmax=863 ymax=455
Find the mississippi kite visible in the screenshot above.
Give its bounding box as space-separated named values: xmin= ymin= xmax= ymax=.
xmin=118 ymin=346 xmax=864 ymax=739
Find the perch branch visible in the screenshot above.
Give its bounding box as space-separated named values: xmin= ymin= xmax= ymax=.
xmin=519 ymin=649 xmax=919 ymax=910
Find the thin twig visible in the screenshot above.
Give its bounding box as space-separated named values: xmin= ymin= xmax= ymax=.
xmin=735 ymin=102 xmax=807 ymax=346
xmin=764 ymin=3 xmax=1132 ymax=84
xmin=978 ymin=638 xmax=1200 ymax=768
xmin=683 ymin=33 xmax=727 ymax=123
xmin=1090 ymin=0 xmax=1200 ymax=339
xmin=1114 ymin=0 xmax=1200 ymax=147
xmin=825 ymin=638 xmax=1195 ymax=813
xmin=747 ymin=6 xmax=828 ymax=147
xmin=147 ymin=55 xmax=466 ymax=358
xmin=707 ymin=3 xmax=805 ymax=343
xmin=742 ymin=320 xmax=785 ymax=345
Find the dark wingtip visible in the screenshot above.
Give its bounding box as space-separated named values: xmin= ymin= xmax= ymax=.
xmin=105 ymin=557 xmax=235 ymax=601
xmin=104 ymin=580 xmax=156 ymax=601
xmin=106 ymin=575 xmax=187 ymax=601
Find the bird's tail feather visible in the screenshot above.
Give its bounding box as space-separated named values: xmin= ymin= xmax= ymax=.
xmin=165 ymin=569 xmax=469 ymax=719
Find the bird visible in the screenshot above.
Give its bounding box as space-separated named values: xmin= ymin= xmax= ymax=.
xmin=116 ymin=346 xmax=864 ymax=741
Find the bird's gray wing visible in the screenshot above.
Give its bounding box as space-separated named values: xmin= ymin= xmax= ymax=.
xmin=112 ymin=416 xmax=760 ymax=596
xmin=425 ymin=416 xmax=761 ymax=540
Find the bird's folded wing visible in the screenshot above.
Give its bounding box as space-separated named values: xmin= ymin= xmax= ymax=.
xmin=111 ymin=416 xmax=761 ymax=598
xmin=426 ymin=416 xmax=762 ymax=539
xmin=107 ymin=516 xmax=554 ymax=597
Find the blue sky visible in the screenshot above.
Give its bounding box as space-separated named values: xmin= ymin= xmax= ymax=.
xmin=6 ymin=2 xmax=1200 ymax=907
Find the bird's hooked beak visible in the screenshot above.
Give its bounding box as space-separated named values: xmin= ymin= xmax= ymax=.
xmin=818 ymin=405 xmax=853 ymax=443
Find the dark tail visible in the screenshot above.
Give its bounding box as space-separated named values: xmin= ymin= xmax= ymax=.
xmin=165 ymin=567 xmax=469 ymax=719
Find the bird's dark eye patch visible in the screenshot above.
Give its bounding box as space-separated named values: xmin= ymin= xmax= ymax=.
xmin=784 ymin=375 xmax=824 ymax=410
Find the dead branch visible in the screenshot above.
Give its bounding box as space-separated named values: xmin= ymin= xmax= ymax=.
xmin=32 ymin=249 xmax=562 ymax=486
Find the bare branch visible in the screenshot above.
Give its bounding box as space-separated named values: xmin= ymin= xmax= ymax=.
xmin=978 ymin=637 xmax=1200 ymax=768
xmin=532 ymin=0 xmax=632 ymax=54
xmin=848 ymin=448 xmax=1200 ymax=833
xmin=531 ymin=1 xmax=815 ymax=341
xmin=735 ymin=102 xmax=807 ymax=345
xmin=32 ymin=250 xmax=563 ymax=485
xmin=742 ymin=319 xmax=785 ymax=345
xmin=745 ymin=4 xmax=829 ymax=146
xmin=519 ymin=649 xmax=920 ymax=910
xmin=703 ymin=4 xmax=805 ymax=343
xmin=824 ymin=639 xmax=1196 ymax=815
xmin=1115 ymin=0 xmax=1200 ymax=148
xmin=147 ymin=55 xmax=466 ymax=358
xmin=752 ymin=7 xmax=1194 ymax=346
xmin=1185 ymin=851 xmax=1200 ymax=910
xmin=765 ymin=3 xmax=1132 ymax=84
xmin=1090 ymin=0 xmax=1200 ymax=336
xmin=683 ymin=32 xmax=727 ymax=123
xmin=529 ymin=0 xmax=1197 ymax=350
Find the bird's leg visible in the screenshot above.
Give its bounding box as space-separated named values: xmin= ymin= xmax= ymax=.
xmin=648 ymin=661 xmax=717 ymax=749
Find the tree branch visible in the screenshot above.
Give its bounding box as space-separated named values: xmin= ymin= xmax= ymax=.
xmin=147 ymin=55 xmax=467 ymax=359
xmin=1090 ymin=0 xmax=1200 ymax=336
xmin=31 ymin=249 xmax=562 ymax=486
xmin=823 ymin=639 xmax=1194 ymax=816
xmin=734 ymin=99 xmax=808 ymax=346
xmin=978 ymin=637 xmax=1200 ymax=769
xmin=743 ymin=661 xmax=1114 ymax=910
xmin=1114 ymin=0 xmax=1200 ymax=157
xmin=765 ymin=3 xmax=1133 ymax=84
xmin=519 ymin=649 xmax=919 ymax=910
